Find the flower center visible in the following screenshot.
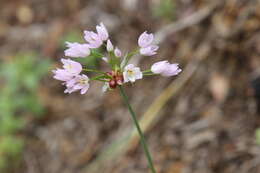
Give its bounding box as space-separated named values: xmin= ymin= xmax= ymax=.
xmin=79 ymin=79 xmax=88 ymax=84
xmin=127 ymin=70 xmax=134 ymax=75
xmin=107 ymin=70 xmax=124 ymax=88
xmin=65 ymin=64 xmax=72 ymax=70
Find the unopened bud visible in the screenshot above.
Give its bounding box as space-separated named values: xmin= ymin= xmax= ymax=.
xmin=116 ymin=75 xmax=124 ymax=85
xmin=109 ymin=80 xmax=117 ymax=88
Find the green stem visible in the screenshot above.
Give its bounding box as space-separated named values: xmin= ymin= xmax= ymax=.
xmin=91 ymin=49 xmax=104 ymax=58
xmin=121 ymin=49 xmax=139 ymax=68
xmin=90 ymin=74 xmax=111 ymax=81
xmin=83 ymin=68 xmax=106 ymax=74
xmin=119 ymin=86 xmax=157 ymax=173
xmin=143 ymin=73 xmax=156 ymax=76
xmin=142 ymin=70 xmax=152 ymax=73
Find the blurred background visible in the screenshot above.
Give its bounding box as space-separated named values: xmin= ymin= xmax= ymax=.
xmin=1 ymin=0 xmax=260 ymax=173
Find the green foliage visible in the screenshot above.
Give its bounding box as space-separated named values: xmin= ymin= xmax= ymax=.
xmin=0 ymin=136 xmax=24 ymax=170
xmin=256 ymin=128 xmax=260 ymax=145
xmin=152 ymin=0 xmax=175 ymax=21
xmin=0 ymin=52 xmax=50 ymax=171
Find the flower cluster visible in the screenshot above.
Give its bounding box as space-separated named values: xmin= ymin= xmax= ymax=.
xmin=53 ymin=23 xmax=182 ymax=94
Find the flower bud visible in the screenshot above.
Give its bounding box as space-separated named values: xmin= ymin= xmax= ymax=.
xmin=109 ymin=80 xmax=117 ymax=88
xmin=116 ymin=75 xmax=124 ymax=85
xmin=114 ymin=47 xmax=122 ymax=57
xmin=106 ymin=39 xmax=114 ymax=52
xmin=106 ymin=71 xmax=112 ymax=76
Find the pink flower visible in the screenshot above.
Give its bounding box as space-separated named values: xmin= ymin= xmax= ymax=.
xmin=65 ymin=42 xmax=90 ymax=58
xmin=138 ymin=31 xmax=158 ymax=56
xmin=53 ymin=59 xmax=83 ymax=81
xmin=106 ymin=39 xmax=114 ymax=52
xmin=114 ymin=47 xmax=122 ymax=57
xmin=140 ymin=45 xmax=159 ymax=56
xmin=53 ymin=69 xmax=73 ymax=81
xmin=151 ymin=61 xmax=168 ymax=74
xmin=138 ymin=31 xmax=154 ymax=48
xmin=65 ymin=74 xmax=90 ymax=94
xmin=61 ymin=58 xmax=82 ymax=75
xmin=84 ymin=31 xmax=103 ymax=48
xmin=96 ymin=23 xmax=109 ymax=41
xmin=123 ymin=64 xmax=143 ymax=83
xmin=53 ymin=59 xmax=90 ymax=94
xmin=151 ymin=61 xmax=182 ymax=77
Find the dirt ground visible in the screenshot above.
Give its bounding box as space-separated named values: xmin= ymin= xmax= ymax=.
xmin=1 ymin=0 xmax=260 ymax=173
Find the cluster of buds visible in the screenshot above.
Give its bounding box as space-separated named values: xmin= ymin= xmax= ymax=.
xmin=106 ymin=71 xmax=124 ymax=88
xmin=53 ymin=22 xmax=182 ymax=94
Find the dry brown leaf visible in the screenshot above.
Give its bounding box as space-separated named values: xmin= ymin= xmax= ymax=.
xmin=209 ymin=72 xmax=230 ymax=103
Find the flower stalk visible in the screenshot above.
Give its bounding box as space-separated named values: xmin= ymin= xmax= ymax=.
xmin=83 ymin=68 xmax=106 ymax=74
xmin=119 ymin=86 xmax=157 ymax=173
